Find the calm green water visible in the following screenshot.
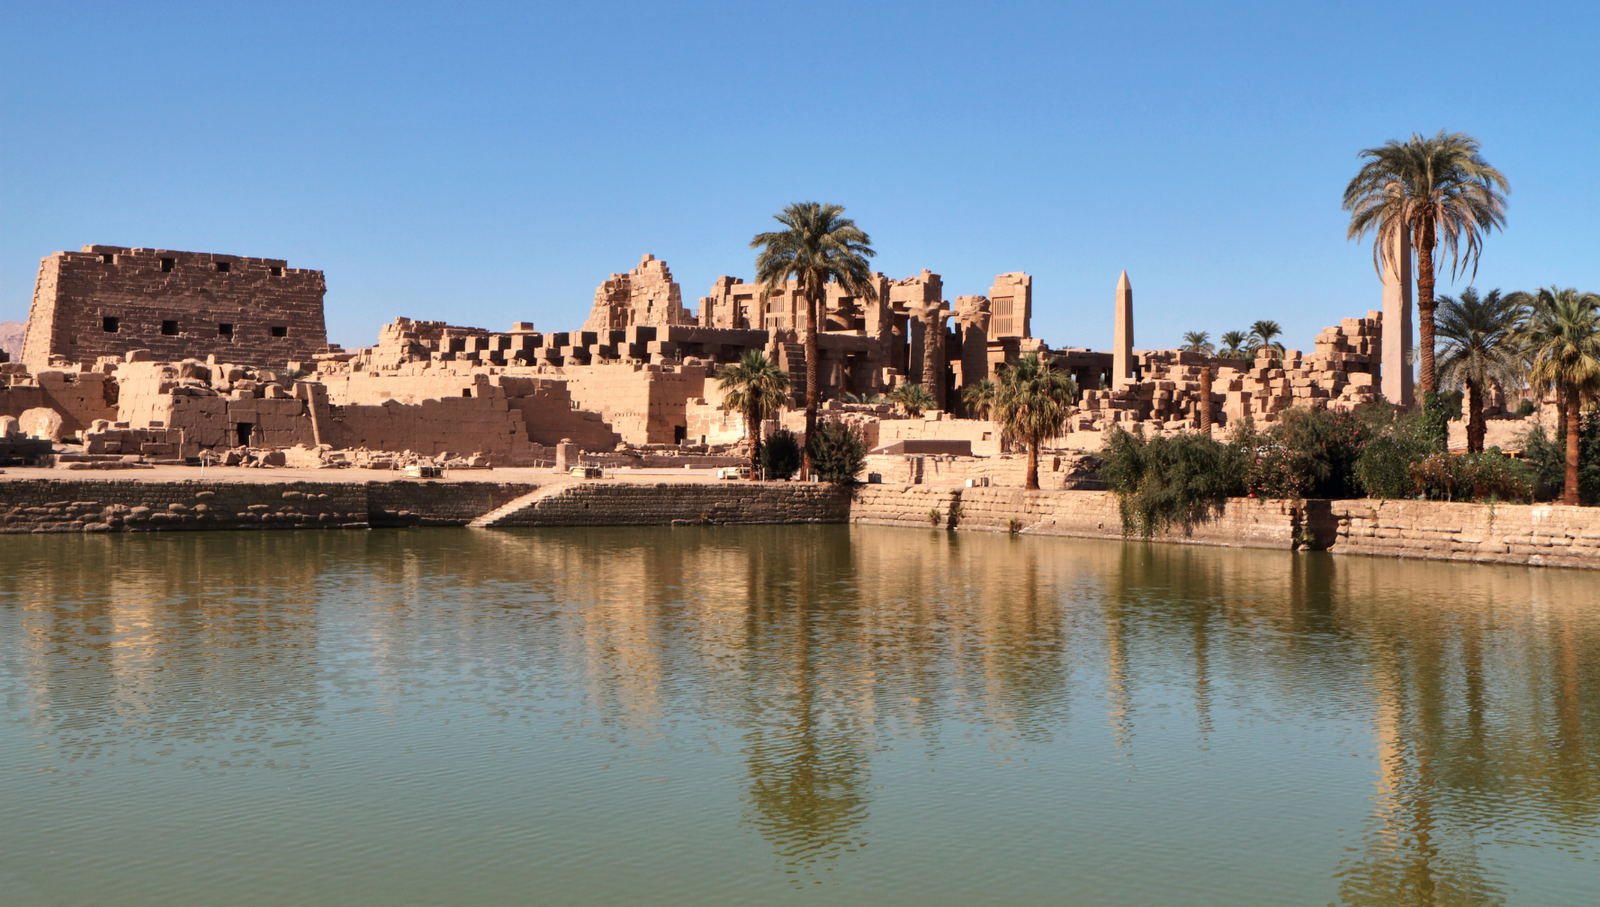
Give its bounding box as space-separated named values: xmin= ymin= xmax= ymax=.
xmin=2 ymin=527 xmax=1598 ymax=906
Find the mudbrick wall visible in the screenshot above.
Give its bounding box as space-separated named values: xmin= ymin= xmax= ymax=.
xmin=0 ymin=480 xmax=538 ymax=533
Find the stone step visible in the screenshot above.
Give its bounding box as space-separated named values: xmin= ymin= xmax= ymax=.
xmin=467 ymin=483 xmax=562 ymax=528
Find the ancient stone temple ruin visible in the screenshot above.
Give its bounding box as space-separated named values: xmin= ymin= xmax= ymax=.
xmin=20 ymin=246 xmax=329 ymax=371
xmin=2 ymin=241 xmax=1455 ymax=480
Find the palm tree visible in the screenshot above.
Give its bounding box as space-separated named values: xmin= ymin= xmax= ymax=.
xmin=1510 ymin=287 xmax=1600 ymax=504
xmin=1434 ymin=287 xmax=1525 ymax=453
xmin=995 ymin=352 xmax=1078 ymax=490
xmin=1343 ymin=131 xmax=1510 ymax=394
xmin=1219 ymin=331 xmax=1250 ymax=359
xmin=752 ymin=203 xmax=877 ymax=477
xmin=888 ymin=382 xmax=934 ymax=417
xmin=1181 ymin=332 xmax=1216 ymax=431
xmin=1248 ymin=320 xmax=1284 ymax=358
xmin=1181 ymin=331 xmax=1214 ymax=355
xmin=718 ymin=351 xmax=792 ymax=478
xmin=962 ymin=378 xmax=997 ymax=420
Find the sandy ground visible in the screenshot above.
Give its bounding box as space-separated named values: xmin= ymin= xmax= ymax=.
xmin=0 ymin=464 xmax=750 ymax=486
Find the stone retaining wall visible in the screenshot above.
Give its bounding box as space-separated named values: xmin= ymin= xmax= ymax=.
xmin=4 ymin=476 xmax=1600 ymax=570
xmin=0 ymin=479 xmax=539 ymax=533
xmin=848 ymin=485 xmax=1299 ymax=548
xmin=486 ymin=481 xmax=850 ymax=528
xmin=368 ymin=482 xmax=540 ymax=527
xmin=1311 ymin=498 xmax=1600 ymax=570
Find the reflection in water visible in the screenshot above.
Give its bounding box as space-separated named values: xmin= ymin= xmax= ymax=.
xmin=2 ymin=528 xmax=1599 ymax=905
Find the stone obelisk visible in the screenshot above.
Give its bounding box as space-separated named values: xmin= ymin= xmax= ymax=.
xmin=1380 ymin=232 xmax=1414 ymax=408
xmin=1114 ymin=270 xmax=1134 ymax=388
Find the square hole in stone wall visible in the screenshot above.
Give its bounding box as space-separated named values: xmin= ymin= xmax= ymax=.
xmin=218 ymin=323 xmax=234 ymax=339
xmin=161 ymin=320 xmax=179 ymax=336
xmin=270 ymin=266 xmax=283 ymax=277
xmin=99 ymin=253 xmax=114 ymax=264
xmin=271 ymin=325 xmax=288 ymax=337
xmin=216 ymin=262 xmax=231 ymax=273
xmin=102 ymin=317 xmax=119 ymax=333
xmin=160 ymin=258 xmax=175 ymax=272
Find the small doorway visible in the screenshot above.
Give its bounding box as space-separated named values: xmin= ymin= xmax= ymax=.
xmin=235 ymin=423 xmax=254 ymax=446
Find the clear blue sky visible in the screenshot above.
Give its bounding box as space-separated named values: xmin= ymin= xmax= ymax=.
xmin=3 ymin=1 xmax=1597 ymax=354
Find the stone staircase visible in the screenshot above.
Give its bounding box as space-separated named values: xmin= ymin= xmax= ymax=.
xmin=468 ymin=484 xmax=566 ymax=528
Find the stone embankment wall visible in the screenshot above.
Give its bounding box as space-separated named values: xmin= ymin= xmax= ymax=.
xmin=1312 ymin=498 xmax=1600 ymax=570
xmin=5 ymin=476 xmax=1600 ymax=570
xmin=0 ymin=479 xmax=538 ymax=533
xmin=849 ymin=485 xmax=1299 ymax=548
xmin=483 ymin=481 xmax=850 ymax=528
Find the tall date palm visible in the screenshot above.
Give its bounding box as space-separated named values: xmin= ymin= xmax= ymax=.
xmin=962 ymin=377 xmax=997 ymax=420
xmin=1219 ymin=331 xmax=1250 ymax=359
xmin=718 ymin=351 xmax=792 ymax=477
xmin=1344 ymin=131 xmax=1509 ymax=394
xmin=995 ymin=353 xmax=1078 ymax=490
xmin=1511 ymin=287 xmax=1600 ymax=504
xmin=752 ymin=203 xmax=876 ymax=477
xmin=1434 ymin=288 xmax=1524 ymax=453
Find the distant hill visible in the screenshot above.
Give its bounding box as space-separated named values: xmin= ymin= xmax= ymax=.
xmin=0 ymin=321 xmax=24 ymax=360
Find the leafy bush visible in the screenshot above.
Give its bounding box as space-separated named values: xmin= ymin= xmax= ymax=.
xmin=1516 ymin=399 xmax=1537 ymax=418
xmin=1267 ymin=407 xmax=1370 ymax=498
xmin=1465 ymin=450 xmax=1536 ymax=502
xmin=888 ymin=383 xmax=935 ymax=416
xmin=1515 ymin=414 xmax=1600 ymax=503
xmin=759 ymin=429 xmax=802 ymax=480
xmin=1355 ymin=403 xmax=1449 ymax=499
xmin=1228 ymin=408 xmax=1370 ymax=500
xmin=1101 ymin=427 xmax=1246 ymax=537
xmin=1516 ymin=423 xmax=1565 ymax=495
xmin=1408 ymin=450 xmax=1533 ymax=502
xmin=807 ymin=418 xmax=868 ymax=485
xmin=1419 ymin=390 xmax=1461 ymax=450
xmin=1355 ymin=435 xmax=1421 ymax=499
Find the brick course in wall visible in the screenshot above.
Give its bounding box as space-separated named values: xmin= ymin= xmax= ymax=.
xmin=21 ymin=245 xmax=328 ymax=370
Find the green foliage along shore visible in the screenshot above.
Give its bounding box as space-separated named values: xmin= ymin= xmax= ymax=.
xmin=1102 ymin=402 xmax=1548 ymax=538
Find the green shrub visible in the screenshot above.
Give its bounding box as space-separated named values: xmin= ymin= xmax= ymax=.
xmin=1408 ymin=450 xmax=1534 ymax=502
xmin=1515 ymin=416 xmax=1600 ymax=503
xmin=807 ymin=418 xmax=868 ymax=485
xmin=1419 ymin=390 xmax=1460 ymax=451
xmin=1355 ymin=435 xmax=1420 ymax=499
xmin=1465 ymin=450 xmax=1536 ymax=502
xmin=888 ymin=383 xmax=935 ymax=416
xmin=1245 ymin=407 xmax=1370 ymax=499
xmin=1516 ymin=423 xmax=1564 ymax=495
xmin=1102 ymin=427 xmax=1246 ymax=537
xmin=1582 ymin=412 xmax=1600 ymax=505
xmin=1516 ymin=399 xmax=1537 ymax=418
xmin=1354 ymin=403 xmax=1449 ymax=499
xmin=759 ymin=430 xmax=802 ymax=480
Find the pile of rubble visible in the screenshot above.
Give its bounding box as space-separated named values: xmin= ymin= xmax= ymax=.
xmin=1074 ymin=311 xmax=1386 ymax=434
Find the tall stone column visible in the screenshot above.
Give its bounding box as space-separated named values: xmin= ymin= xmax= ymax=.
xmin=1113 ymin=271 xmax=1134 ymax=388
xmin=1381 ymin=232 xmax=1414 ymax=408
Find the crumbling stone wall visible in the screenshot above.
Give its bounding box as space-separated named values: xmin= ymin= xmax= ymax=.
xmin=560 ymin=362 xmax=709 ymax=445
xmin=21 ymin=245 xmax=328 ymax=370
xmin=1075 ymin=312 xmax=1384 ymax=434
xmin=583 ymin=254 xmax=695 ymax=333
xmin=0 ymin=369 xmax=117 ymax=435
